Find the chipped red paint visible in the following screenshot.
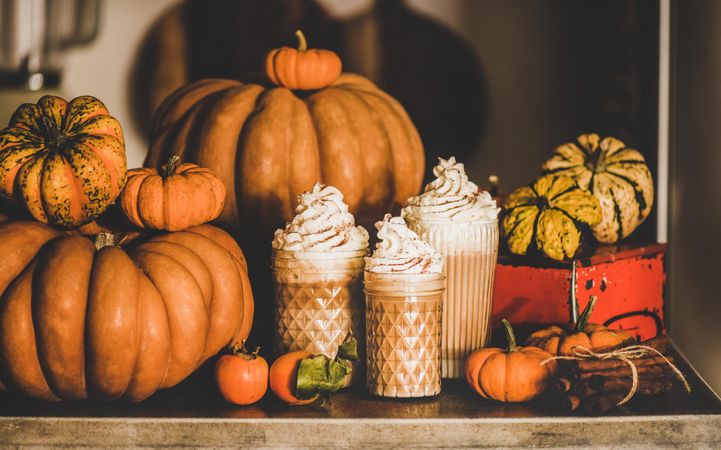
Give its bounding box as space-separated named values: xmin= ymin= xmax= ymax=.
xmin=492 ymin=243 xmax=667 ymax=341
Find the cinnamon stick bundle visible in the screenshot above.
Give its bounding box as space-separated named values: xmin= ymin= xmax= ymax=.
xmin=576 ymin=363 xmax=670 ymax=380
xmin=575 ymin=355 xmax=674 ymax=372
xmin=588 ymin=376 xmax=674 ymax=395
xmin=638 ymin=336 xmax=669 ymax=354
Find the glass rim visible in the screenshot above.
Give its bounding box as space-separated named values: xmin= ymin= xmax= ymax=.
xmin=363 ymin=270 xmax=445 ymax=279
xmin=404 ymin=216 xmax=498 ymax=225
xmin=272 ymin=248 xmax=368 ymax=260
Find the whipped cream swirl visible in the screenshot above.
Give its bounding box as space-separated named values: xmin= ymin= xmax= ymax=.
xmin=402 ymin=156 xmax=499 ymax=222
xmin=365 ymin=214 xmax=442 ymax=274
xmin=272 ymin=183 xmax=369 ymax=252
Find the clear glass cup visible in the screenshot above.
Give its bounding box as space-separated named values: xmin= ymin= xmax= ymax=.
xmin=364 ymin=271 xmax=445 ymax=398
xmin=405 ymin=218 xmax=499 ymax=378
xmin=272 ymin=249 xmax=366 ymax=383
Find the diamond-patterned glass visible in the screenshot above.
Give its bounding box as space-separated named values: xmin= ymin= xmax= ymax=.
xmin=365 ymin=276 xmax=444 ymax=398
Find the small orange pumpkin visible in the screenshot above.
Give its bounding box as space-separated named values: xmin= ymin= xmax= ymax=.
xmin=265 ymin=30 xmax=342 ymax=91
xmin=525 ymin=296 xmax=635 ymax=356
xmin=120 ymin=156 xmax=225 ymax=231
xmin=464 ymin=319 xmax=557 ymax=402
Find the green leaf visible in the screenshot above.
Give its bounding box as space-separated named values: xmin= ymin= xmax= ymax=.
xmin=338 ymin=337 xmax=358 ymax=361
xmin=296 ymin=354 xmax=351 ymax=400
xmin=294 ymin=338 xmax=358 ymax=401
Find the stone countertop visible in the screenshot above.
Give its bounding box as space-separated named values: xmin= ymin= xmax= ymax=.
xmin=0 ymin=343 xmax=719 ymax=448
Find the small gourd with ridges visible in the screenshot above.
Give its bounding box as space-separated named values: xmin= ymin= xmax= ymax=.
xmin=502 ymin=174 xmax=602 ymax=261
xmin=542 ymin=133 xmax=654 ymax=243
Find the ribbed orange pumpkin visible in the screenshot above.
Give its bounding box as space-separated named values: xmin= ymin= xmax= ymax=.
xmin=265 ymin=30 xmax=342 ymax=91
xmin=0 ymin=95 xmax=127 ymax=227
xmin=146 ymin=45 xmax=423 ymax=239
xmin=120 ymin=156 xmax=225 ymax=231
xmin=0 ymin=219 xmax=253 ymax=402
xmin=464 ymin=319 xmax=557 ymax=402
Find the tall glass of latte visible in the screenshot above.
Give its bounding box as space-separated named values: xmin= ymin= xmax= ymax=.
xmin=403 ymin=157 xmax=499 ymax=378
xmin=272 ymin=183 xmax=369 ymax=383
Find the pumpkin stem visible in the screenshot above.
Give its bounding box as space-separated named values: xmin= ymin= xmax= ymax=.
xmin=226 ymin=340 xmax=260 ymax=360
xmin=295 ymin=30 xmax=307 ymax=52
xmin=576 ymin=295 xmax=598 ymax=332
xmin=162 ymin=155 xmax=181 ymax=178
xmin=95 ymin=232 xmax=118 ymax=250
xmin=502 ymin=319 xmax=518 ymax=353
xmin=40 ymin=115 xmax=67 ymax=150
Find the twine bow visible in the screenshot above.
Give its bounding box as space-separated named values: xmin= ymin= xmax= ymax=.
xmin=542 ymin=345 xmax=691 ymax=406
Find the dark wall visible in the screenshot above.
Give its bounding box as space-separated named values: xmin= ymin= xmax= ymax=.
xmin=671 ymin=0 xmax=721 ymax=393
xmin=460 ymin=0 xmax=659 ymax=242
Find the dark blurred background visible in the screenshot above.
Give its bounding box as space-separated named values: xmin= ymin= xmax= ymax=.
xmin=0 ymin=0 xmax=717 ymax=393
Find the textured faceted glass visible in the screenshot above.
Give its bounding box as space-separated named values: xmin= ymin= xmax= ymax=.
xmin=272 ymin=250 xmax=366 ymax=372
xmin=364 ymin=272 xmax=444 ymax=398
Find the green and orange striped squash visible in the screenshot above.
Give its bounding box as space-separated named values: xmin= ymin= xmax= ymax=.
xmin=502 ymin=174 xmax=602 ymax=261
xmin=542 ymin=133 xmax=654 ymax=243
xmin=145 ymin=35 xmax=423 ymax=239
xmin=0 ymin=95 xmax=127 ymax=227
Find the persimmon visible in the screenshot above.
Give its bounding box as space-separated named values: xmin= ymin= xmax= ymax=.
xmin=269 ymin=350 xmax=318 ymax=405
xmin=215 ymin=343 xmax=268 ymax=406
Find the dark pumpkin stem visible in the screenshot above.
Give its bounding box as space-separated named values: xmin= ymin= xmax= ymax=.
xmin=295 ymin=30 xmax=307 ymax=52
xmin=226 ymin=340 xmax=260 ymax=360
xmin=502 ymin=319 xmax=518 ymax=353
xmin=95 ymin=232 xmax=119 ymax=250
xmin=163 ymin=155 xmax=181 ymax=178
xmin=40 ymin=115 xmax=67 ymax=150
xmin=576 ymin=295 xmax=598 ymax=332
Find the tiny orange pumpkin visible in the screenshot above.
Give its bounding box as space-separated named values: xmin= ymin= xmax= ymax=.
xmin=465 ymin=319 xmax=557 ymax=403
xmin=525 ymin=296 xmax=636 ymax=356
xmin=264 ymin=30 xmax=342 ymax=90
xmin=120 ymin=156 xmax=225 ymax=231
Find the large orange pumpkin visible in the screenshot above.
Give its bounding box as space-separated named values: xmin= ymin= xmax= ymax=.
xmin=0 ymin=95 xmax=127 ymax=227
xmin=0 ymin=219 xmax=253 ymax=402
xmin=145 ymin=38 xmax=424 ymax=238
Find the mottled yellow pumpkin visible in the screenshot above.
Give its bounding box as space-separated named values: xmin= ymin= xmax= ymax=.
xmin=503 ymin=175 xmax=602 ymax=261
xmin=0 ymin=95 xmax=127 ymax=227
xmin=542 ymin=133 xmax=654 ymax=243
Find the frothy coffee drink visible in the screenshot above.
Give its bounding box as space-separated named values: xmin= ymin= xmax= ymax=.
xmin=403 ymin=156 xmax=499 ymax=378
xmin=272 ymin=183 xmax=368 ymax=379
xmin=364 ymin=214 xmax=444 ymax=398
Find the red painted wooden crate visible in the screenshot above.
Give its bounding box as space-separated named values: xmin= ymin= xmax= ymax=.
xmin=491 ymin=243 xmax=667 ymax=341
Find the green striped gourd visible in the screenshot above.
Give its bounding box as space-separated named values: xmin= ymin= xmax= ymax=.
xmin=542 ymin=133 xmax=654 ymax=243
